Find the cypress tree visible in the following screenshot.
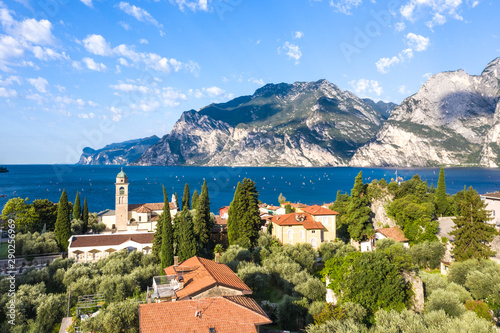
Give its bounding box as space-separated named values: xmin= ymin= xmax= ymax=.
xmin=436 ymin=167 xmax=448 ymax=216
xmin=333 ymin=190 xmax=350 ymax=240
xmin=193 ymin=180 xmax=211 ymax=254
xmin=73 ymin=192 xmax=81 ymax=220
xmin=174 ymin=192 xmax=180 ymax=210
xmin=345 ymin=171 xmax=372 ymax=241
xmin=153 ymin=187 xmax=165 ymax=261
xmin=239 ymin=178 xmax=261 ymax=246
xmin=161 ymin=186 xmax=174 ymax=271
xmin=227 ymin=182 xmax=243 ymax=245
xmin=285 ymin=204 xmax=293 ymax=214
xmin=450 ymin=186 xmax=496 ymax=261
xmin=191 ymin=190 xmax=199 ymax=211
xmin=178 ymin=207 xmax=196 ymax=261
xmin=54 ymin=189 xmax=71 ymax=251
xmin=82 ymin=197 xmax=89 ymax=234
xmin=182 ymin=183 xmax=190 ymax=210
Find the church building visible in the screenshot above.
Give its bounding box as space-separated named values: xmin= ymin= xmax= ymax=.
xmin=98 ymin=169 xmax=178 ymax=233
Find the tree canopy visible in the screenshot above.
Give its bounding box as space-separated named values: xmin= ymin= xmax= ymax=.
xmin=345 ymin=171 xmax=372 ymax=241
xmin=54 ymin=190 xmax=71 ymax=251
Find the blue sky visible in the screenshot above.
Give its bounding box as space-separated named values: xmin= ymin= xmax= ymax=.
xmin=0 ymin=0 xmax=499 ymax=164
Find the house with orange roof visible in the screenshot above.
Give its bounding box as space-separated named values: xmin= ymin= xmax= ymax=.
xmin=360 ymin=226 xmax=410 ymax=252
xmin=271 ymin=205 xmax=338 ymax=248
xmin=139 ymin=296 xmax=272 ymax=333
xmin=149 ymin=256 xmax=252 ymax=303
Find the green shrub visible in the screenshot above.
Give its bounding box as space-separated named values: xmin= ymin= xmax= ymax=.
xmin=465 ymin=300 xmax=492 ymax=321
xmin=425 ymin=289 xmax=465 ymax=317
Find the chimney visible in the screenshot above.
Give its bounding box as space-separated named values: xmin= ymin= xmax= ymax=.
xmin=215 ymin=253 xmax=220 ymax=263
xmin=178 ymin=276 xmax=184 ymax=290
xmin=174 ymin=256 xmax=179 ymax=267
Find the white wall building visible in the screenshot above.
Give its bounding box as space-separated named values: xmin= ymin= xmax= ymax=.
xmin=68 ymin=232 xmax=154 ymax=263
xmin=481 ymin=192 xmax=500 ymax=226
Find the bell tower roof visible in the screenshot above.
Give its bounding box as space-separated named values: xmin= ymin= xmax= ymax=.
xmin=117 ymin=167 xmax=127 ymax=178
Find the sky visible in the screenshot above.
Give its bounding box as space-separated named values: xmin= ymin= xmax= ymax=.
xmin=0 ymin=0 xmax=499 ymax=164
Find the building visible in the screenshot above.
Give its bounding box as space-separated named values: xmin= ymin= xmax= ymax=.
xmin=219 ymin=206 xmax=229 ymax=219
xmin=139 ymin=296 xmax=272 ymax=333
xmin=271 ymin=205 xmax=338 ymax=249
xmin=98 ymin=169 xmax=178 ymax=232
xmin=359 ymin=226 xmax=410 ymax=252
xmin=149 ymin=256 xmax=252 ymax=303
xmin=67 ymin=232 xmax=154 ymax=263
xmin=480 ymin=192 xmax=500 ymax=226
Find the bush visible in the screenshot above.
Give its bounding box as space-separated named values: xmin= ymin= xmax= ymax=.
xmin=15 ymin=232 xmax=59 ymax=256
xmin=319 ymin=241 xmax=356 ymax=263
xmin=375 ymin=238 xmax=395 ymax=251
xmin=425 ymin=289 xmax=465 ymax=317
xmin=276 ymin=295 xmax=299 ymax=330
xmin=219 ymin=245 xmax=252 ymax=272
xmin=446 ymin=283 xmax=472 ymax=303
xmin=447 ymin=259 xmax=484 ymax=286
xmin=295 ymin=278 xmax=326 ymax=302
xmin=81 ymin=299 xmax=139 ymax=333
xmin=465 ymin=300 xmax=492 ymax=321
xmin=237 ymin=262 xmax=270 ymax=299
xmin=341 ymin=302 xmax=367 ymax=323
xmin=420 ymin=272 xmax=447 ymax=298
xmin=409 ymin=241 xmax=445 ymax=269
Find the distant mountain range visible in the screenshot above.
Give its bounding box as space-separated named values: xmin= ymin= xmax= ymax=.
xmin=78 ymin=58 xmax=500 ymax=167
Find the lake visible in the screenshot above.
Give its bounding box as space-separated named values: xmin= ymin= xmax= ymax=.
xmin=0 ymin=165 xmax=499 ymax=214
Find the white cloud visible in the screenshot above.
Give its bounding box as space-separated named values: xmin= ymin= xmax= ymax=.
xmin=330 ymin=0 xmax=362 ymax=15
xmin=0 ymin=75 xmax=21 ymax=85
xmin=405 ymin=33 xmax=429 ymax=52
xmin=80 ymin=0 xmax=92 ymax=7
xmin=72 ymin=60 xmax=83 ymax=70
xmin=0 ymin=35 xmax=24 ymax=61
xmin=400 ymin=0 xmax=479 ymax=28
xmin=398 ymin=85 xmax=410 ymax=94
xmin=0 ymin=87 xmax=17 ymax=97
xmin=170 ymin=0 xmax=210 ymax=12
xmin=117 ymin=2 xmax=163 ymax=28
xmin=118 ymin=21 xmax=131 ymax=30
xmin=249 ymin=77 xmax=264 ymax=85
xmin=83 ymin=34 xmax=113 ymax=56
xmin=139 ymin=38 xmax=149 ymax=44
xmin=109 ymin=107 xmax=123 ymax=122
xmin=32 ymin=46 xmax=69 ymax=61
xmin=205 ymin=86 xmax=225 ymax=97
xmin=28 ymin=77 xmax=49 ymax=93
xmin=376 ymin=33 xmax=428 ymax=73
xmin=14 ymin=18 xmax=54 ymax=45
xmin=78 ymin=113 xmax=96 ymax=119
xmin=82 ymin=57 xmax=107 ymax=72
xmin=349 ymin=79 xmax=383 ymax=97
xmin=279 ymin=42 xmax=302 ymax=64
xmin=293 ymin=31 xmax=304 ymax=39
xmin=110 ymin=83 xmax=149 ymax=93
xmin=395 ymin=22 xmax=406 ymax=32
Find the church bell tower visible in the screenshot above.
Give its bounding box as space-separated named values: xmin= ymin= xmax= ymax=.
xmin=115 ymin=168 xmax=129 ymax=231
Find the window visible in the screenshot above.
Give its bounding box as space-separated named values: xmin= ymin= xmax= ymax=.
xmin=300 ymin=230 xmax=305 ymax=240
xmin=311 ymin=238 xmax=317 ymax=249
xmin=119 ymin=187 xmax=125 ymax=195
xmin=288 ymin=229 xmax=293 ymax=241
xmin=311 ymin=230 xmax=316 ymax=234
xmin=139 ymin=216 xmax=142 ymax=222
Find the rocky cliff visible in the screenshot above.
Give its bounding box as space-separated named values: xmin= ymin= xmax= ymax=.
xmin=135 ymin=80 xmax=391 ymax=166
xmin=350 ymin=58 xmax=500 ymax=167
xmin=78 ymin=135 xmax=160 ymax=165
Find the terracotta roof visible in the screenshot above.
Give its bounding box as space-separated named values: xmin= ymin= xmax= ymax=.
xmin=272 ymin=213 xmax=324 ymax=230
xmin=483 ymin=192 xmax=500 ymax=200
xmin=289 ymin=203 xmax=307 ymax=209
xmin=163 ymin=257 xmax=252 ymax=299
xmin=135 ymin=206 xmax=152 ymax=213
xmin=69 ymin=233 xmax=153 ymax=248
xmin=376 ymin=227 xmax=409 ymax=242
xmin=139 ymin=296 xmax=272 ymax=333
xmin=302 ymin=205 xmax=339 ymax=215
xmin=215 ymin=216 xmax=227 ymax=226
xmin=266 ymin=205 xmax=281 ymax=210
xmin=129 ymin=202 xmax=176 ymax=211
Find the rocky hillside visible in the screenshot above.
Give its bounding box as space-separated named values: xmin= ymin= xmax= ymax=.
xmin=350 ymin=58 xmax=500 ymax=167
xmin=78 ymin=135 xmax=160 ymax=165
xmin=134 ymin=80 xmax=391 ymax=166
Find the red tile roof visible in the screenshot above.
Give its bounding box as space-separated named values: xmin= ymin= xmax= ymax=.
xmin=376 ymin=227 xmax=409 ymax=242
xmin=129 ymin=202 xmax=176 ymax=211
xmin=271 ymin=213 xmax=324 ymax=230
xmin=163 ymin=257 xmax=252 ymax=299
xmin=139 ymin=296 xmax=271 ymax=333
xmin=69 ymin=233 xmax=154 ymax=248
xmin=302 ymin=205 xmax=339 ymax=215
xmin=266 ymin=205 xmax=281 ymax=210
xmin=288 ymin=203 xmax=307 ymax=209
xmin=135 ymin=206 xmax=152 ymax=213
xmin=483 ymin=192 xmax=500 ymax=200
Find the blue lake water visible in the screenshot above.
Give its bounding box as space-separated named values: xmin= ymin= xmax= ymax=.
xmin=0 ymin=165 xmax=499 ymax=214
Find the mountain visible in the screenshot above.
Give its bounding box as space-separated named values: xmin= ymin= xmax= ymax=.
xmin=350 ymin=58 xmax=500 ymax=167
xmin=135 ymin=80 xmax=390 ymax=167
xmin=78 ymin=135 xmax=160 ymax=165
xmin=362 ymin=99 xmax=397 ymax=120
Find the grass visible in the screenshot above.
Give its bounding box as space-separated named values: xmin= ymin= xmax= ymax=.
xmin=0 ymin=242 xmax=8 ymax=258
